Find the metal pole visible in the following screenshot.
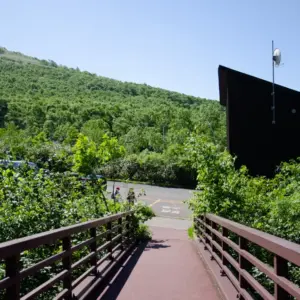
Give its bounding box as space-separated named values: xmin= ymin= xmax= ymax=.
xmin=112 ymin=181 xmax=115 ymax=201
xmin=272 ymin=40 xmax=275 ymax=124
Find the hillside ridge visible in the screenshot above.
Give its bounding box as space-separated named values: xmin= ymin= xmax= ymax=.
xmin=0 ymin=46 xmax=212 ymax=103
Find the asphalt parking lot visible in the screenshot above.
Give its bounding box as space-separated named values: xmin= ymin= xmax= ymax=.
xmin=107 ymin=181 xmax=194 ymax=220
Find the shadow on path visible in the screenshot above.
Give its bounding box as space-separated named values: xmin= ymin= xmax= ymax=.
xmin=98 ymin=240 xmax=171 ymax=300
xmin=145 ymin=239 xmax=171 ymax=250
xmin=98 ymin=242 xmax=146 ymax=300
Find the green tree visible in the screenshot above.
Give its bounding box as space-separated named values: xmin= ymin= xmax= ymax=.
xmin=72 ymin=134 xmax=98 ymax=174
xmin=97 ymin=133 xmax=125 ymax=164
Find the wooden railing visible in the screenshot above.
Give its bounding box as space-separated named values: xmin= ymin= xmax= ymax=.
xmin=195 ymin=214 xmax=300 ymax=300
xmin=0 ymin=210 xmax=136 ymax=300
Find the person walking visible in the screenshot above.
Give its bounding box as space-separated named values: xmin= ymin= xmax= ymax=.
xmin=114 ymin=187 xmax=121 ymax=202
xmin=127 ymin=188 xmax=136 ymax=205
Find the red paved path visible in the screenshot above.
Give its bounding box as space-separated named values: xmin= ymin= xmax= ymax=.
xmin=98 ymin=226 xmax=221 ymax=300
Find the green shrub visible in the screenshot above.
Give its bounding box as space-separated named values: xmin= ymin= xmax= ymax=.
xmin=0 ymin=165 xmax=155 ymax=298
xmin=187 ymin=226 xmax=194 ymax=239
xmin=135 ymin=224 xmax=152 ymax=241
xmin=185 ymin=134 xmax=300 ymax=288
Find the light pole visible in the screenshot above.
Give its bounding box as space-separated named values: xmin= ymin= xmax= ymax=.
xmin=271 ymin=41 xmax=281 ymax=125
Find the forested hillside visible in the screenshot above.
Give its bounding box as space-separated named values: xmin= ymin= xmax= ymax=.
xmin=0 ymin=46 xmax=226 ymax=187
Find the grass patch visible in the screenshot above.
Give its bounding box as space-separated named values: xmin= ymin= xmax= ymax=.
xmin=188 ymin=226 xmax=194 ymax=239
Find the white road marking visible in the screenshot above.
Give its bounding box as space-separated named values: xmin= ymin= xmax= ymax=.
xmin=149 ymin=199 xmax=161 ymax=207
xmin=161 ymin=204 xmax=181 ymax=214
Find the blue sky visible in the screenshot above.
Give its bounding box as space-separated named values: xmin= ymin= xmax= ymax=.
xmin=1 ymin=0 xmax=299 ymax=100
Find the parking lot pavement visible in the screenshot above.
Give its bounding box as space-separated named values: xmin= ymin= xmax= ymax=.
xmin=107 ymin=181 xmax=194 ymax=219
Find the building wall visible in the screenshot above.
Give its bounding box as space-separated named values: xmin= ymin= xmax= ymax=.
xmin=219 ymin=66 xmax=300 ymax=176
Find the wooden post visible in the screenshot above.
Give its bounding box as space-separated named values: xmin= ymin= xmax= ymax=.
xmin=62 ymin=236 xmax=72 ymax=300
xmin=106 ymin=222 xmax=113 ymax=260
xmin=5 ymin=255 xmax=20 ymax=300
xmin=211 ymin=221 xmax=217 ymax=260
xmin=204 ymin=216 xmax=209 ymax=243
xmin=118 ymin=217 xmax=123 ymax=250
xmin=204 ymin=216 xmax=209 ymax=250
xmin=195 ymin=217 xmax=202 ymax=242
xmin=126 ymin=214 xmax=131 ymax=246
xmin=90 ymin=228 xmax=97 ymax=275
xmin=125 ymin=215 xmax=129 ymax=246
xmin=221 ymin=227 xmax=228 ymax=276
xmin=239 ymin=237 xmax=250 ymax=300
xmin=274 ymin=255 xmax=289 ymax=299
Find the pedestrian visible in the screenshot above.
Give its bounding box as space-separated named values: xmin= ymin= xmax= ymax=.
xmin=114 ymin=187 xmax=121 ymax=202
xmin=127 ymin=188 xmax=136 ymax=205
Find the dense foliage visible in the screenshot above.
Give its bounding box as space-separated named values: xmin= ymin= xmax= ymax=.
xmin=0 ymin=164 xmax=154 ymax=298
xmin=186 ymin=134 xmax=300 ymax=294
xmin=0 ymin=166 xmax=107 ymax=243
xmin=0 ymin=47 xmax=226 ymax=186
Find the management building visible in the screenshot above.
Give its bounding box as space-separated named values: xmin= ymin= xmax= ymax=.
xmin=218 ymin=65 xmax=300 ymax=176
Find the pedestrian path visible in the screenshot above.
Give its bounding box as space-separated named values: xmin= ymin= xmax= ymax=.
xmin=146 ymin=216 xmax=192 ymax=230
xmin=97 ymin=221 xmax=221 ymax=300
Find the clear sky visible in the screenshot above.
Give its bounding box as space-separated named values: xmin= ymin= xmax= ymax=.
xmin=1 ymin=0 xmax=299 ymax=100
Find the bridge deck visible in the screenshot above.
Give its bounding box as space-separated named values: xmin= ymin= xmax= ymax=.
xmin=97 ymin=226 xmax=221 ymax=300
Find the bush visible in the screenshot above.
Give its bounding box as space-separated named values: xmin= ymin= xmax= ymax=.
xmin=0 ymin=166 xmax=108 ymax=243
xmin=132 ymin=203 xmax=155 ymax=242
xmin=135 ymin=223 xmax=152 ymax=241
xmin=185 ymin=134 xmax=300 ymax=288
xmin=0 ymin=165 xmax=155 ymax=298
xmin=100 ymin=152 xmax=196 ymax=187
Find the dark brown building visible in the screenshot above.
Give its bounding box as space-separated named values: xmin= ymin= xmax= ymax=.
xmin=218 ymin=65 xmax=300 ymax=176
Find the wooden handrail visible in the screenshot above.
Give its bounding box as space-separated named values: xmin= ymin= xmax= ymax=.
xmin=0 ymin=210 xmax=136 ymax=299
xmin=195 ymin=214 xmax=300 ymax=300
xmin=0 ymin=211 xmax=132 ymax=258
xmin=206 ymin=214 xmax=300 ymax=266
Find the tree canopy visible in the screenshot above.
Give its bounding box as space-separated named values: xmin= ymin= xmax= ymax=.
xmin=0 ymin=47 xmax=226 ymax=186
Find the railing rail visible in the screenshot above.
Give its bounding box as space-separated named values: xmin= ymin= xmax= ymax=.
xmin=195 ymin=214 xmax=300 ymax=300
xmin=0 ymin=210 xmax=136 ymax=300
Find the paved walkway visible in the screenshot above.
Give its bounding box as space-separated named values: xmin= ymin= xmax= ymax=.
xmin=97 ymin=223 xmax=221 ymax=300
xmin=145 ymin=216 xmax=192 ymax=230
